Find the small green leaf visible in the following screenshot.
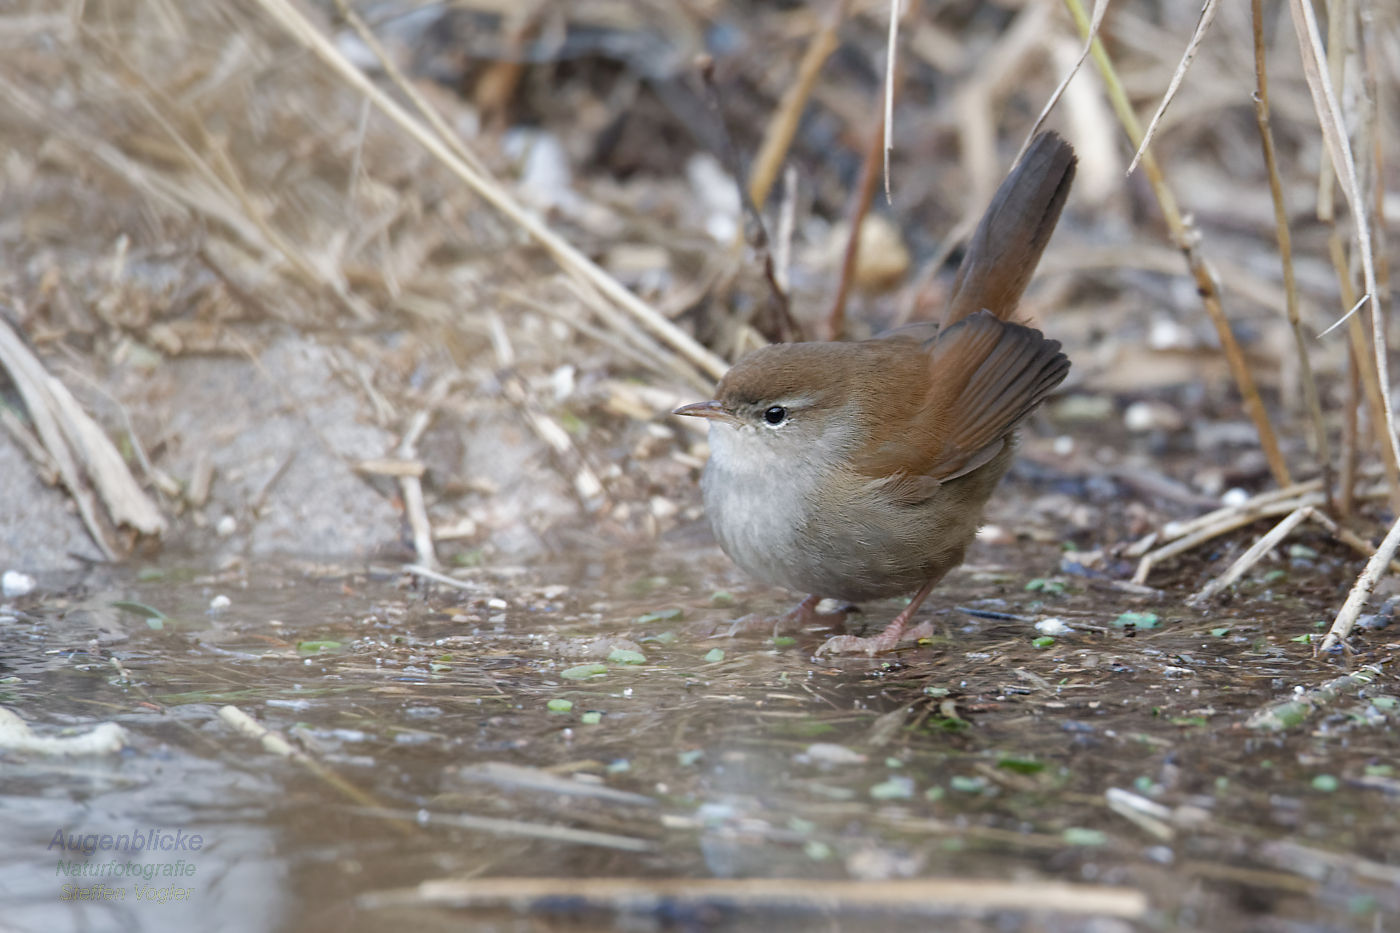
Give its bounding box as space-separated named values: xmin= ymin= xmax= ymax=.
xmin=546 ymin=699 xmax=573 ymax=713
xmin=607 ymin=648 xmax=647 ymax=665
xmin=1290 ymin=633 xmax=1314 ymax=644
xmin=677 ymin=749 xmax=703 ymax=767
xmin=1211 ymin=627 xmax=1231 ymax=637
xmin=110 ymin=600 xmax=168 ymax=620
xmin=635 ymin=608 xmax=683 ymax=624
xmin=1113 ymin=611 xmax=1159 ymax=629
xmin=869 ymin=776 xmax=915 ymax=800
xmin=1032 ymin=636 xmax=1055 ymax=648
xmin=560 ymin=663 xmax=608 ymax=681
xmin=950 ymin=775 xmax=987 ymax=793
xmin=1063 ymin=827 xmax=1108 ymax=847
xmin=1312 ymin=774 xmax=1340 ymax=792
xmin=703 ymin=648 xmax=726 ymax=663
xmin=580 ymin=711 xmax=602 ymax=724
xmin=1370 ymin=696 xmax=1398 ymax=710
xmin=710 ymin=591 xmax=735 ymax=607
xmin=772 ymin=636 xmax=797 ymax=648
xmin=297 ymin=640 xmax=343 ymax=654
xmin=1170 ymin=716 xmax=1209 ymax=727
xmin=997 ymin=757 xmax=1046 ymax=775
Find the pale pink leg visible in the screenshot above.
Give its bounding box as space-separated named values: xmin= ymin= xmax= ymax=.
xmin=815 ymin=578 xmax=939 ymax=657
xmin=726 ymin=594 xmax=851 ymax=638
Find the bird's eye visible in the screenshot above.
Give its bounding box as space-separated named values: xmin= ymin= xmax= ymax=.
xmin=763 ymin=406 xmax=787 ymax=425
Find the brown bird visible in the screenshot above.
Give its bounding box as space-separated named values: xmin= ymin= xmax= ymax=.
xmin=675 ymin=131 xmax=1076 ymax=655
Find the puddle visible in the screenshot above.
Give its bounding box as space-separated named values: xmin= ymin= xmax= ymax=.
xmin=1 ymin=545 xmax=1396 ymax=932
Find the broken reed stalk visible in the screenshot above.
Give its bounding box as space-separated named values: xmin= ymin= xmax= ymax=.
xmin=1330 ymin=233 xmax=1400 ymax=511
xmin=1322 ymin=515 xmax=1400 ymax=653
xmin=1246 ymin=665 xmax=1383 ymax=730
xmin=1188 ymin=505 xmax=1313 ymax=605
xmin=1062 ymin=0 xmax=1292 ymax=490
xmin=825 ymin=109 xmax=886 ymax=340
xmin=748 ymin=0 xmax=847 ymax=211
xmin=1250 ymin=0 xmax=1332 ymax=507
xmin=249 ymin=0 xmax=728 ymax=388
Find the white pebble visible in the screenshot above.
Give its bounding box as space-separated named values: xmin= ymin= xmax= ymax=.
xmin=1221 ymin=488 xmax=1250 ymax=507
xmin=2 ymin=571 xmax=36 ymax=598
xmin=216 ymin=515 xmax=237 ymax=536
xmin=487 ymin=598 xmax=508 ymax=610
xmin=1053 ymin=435 xmax=1074 ymax=456
xmin=209 ymin=594 xmax=231 ymax=611
xmin=1035 ymin=618 xmax=1073 ymax=636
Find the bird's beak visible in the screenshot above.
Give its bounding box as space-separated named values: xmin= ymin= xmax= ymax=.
xmin=672 ymin=400 xmax=741 ymax=427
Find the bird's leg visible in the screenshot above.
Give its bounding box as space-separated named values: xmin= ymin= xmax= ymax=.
xmin=726 ymin=594 xmax=853 ymax=638
xmin=814 ymin=576 xmax=941 ymax=657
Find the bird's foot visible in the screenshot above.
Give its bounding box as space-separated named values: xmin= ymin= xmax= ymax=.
xmin=813 ymin=585 xmax=939 ymax=657
xmin=814 ymin=619 xmax=933 ymax=657
xmin=726 ymin=594 xmax=853 ymax=638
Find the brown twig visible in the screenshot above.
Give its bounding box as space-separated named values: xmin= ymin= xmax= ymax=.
xmin=1329 ymin=233 xmax=1400 ymax=510
xmin=698 ymin=57 xmax=800 ymax=343
xmin=747 ymin=0 xmax=846 ymax=211
xmin=825 ymin=109 xmax=886 ymax=341
xmin=1250 ymin=0 xmax=1331 ymax=509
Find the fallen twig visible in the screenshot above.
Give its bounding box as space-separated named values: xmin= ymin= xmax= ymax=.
xmin=360 ymin=876 xmax=1148 ymax=918
xmin=1245 ymin=665 xmax=1384 ymax=730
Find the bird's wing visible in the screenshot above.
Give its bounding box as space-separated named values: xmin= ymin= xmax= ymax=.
xmin=855 ymin=310 xmax=1069 ymax=491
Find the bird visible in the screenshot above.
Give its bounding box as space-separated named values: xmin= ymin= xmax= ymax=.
xmin=674 ymin=131 xmax=1076 ymax=655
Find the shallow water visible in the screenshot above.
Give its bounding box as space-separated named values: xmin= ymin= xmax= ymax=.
xmin=1 ymin=545 xmax=1395 ymax=932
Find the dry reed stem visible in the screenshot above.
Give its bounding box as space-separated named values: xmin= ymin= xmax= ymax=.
xmin=1320 ymin=514 xmax=1400 ymax=653
xmin=396 ymin=409 xmax=438 ymax=570
xmin=1246 ymin=665 xmax=1383 ymax=730
xmin=0 ymin=315 xmax=166 ymax=559
xmin=361 ymin=876 xmax=1148 ymax=918
xmin=1131 ymin=492 xmax=1325 ymax=586
xmin=1306 ymin=507 xmax=1400 ymax=576
xmin=1330 ymin=233 xmax=1400 ymax=509
xmin=1124 ymin=0 xmax=1220 ymax=177
xmin=1250 ymin=0 xmax=1330 ymax=501
xmin=1288 ymin=0 xmax=1398 ymax=479
xmin=330 ymin=0 xmax=489 ymax=177
xmin=881 ymin=0 xmax=903 ymax=202
xmin=1063 ymin=0 xmax=1293 ymax=489
xmin=748 ymin=0 xmax=846 ymax=211
xmin=825 ymin=109 xmax=885 ymax=340
xmin=248 ymin=0 xmax=729 ymax=386
xmin=1188 ymin=505 xmax=1312 ymax=604
xmin=1022 ymin=0 xmax=1109 ymax=159
xmin=218 ymin=706 xmax=418 ymax=835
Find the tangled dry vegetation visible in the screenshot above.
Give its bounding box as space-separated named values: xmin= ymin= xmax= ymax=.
xmin=0 ymin=0 xmax=1397 ymax=647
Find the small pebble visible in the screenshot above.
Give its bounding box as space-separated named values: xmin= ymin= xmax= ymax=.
xmin=209 ymin=594 xmax=231 ymax=611
xmin=2 ymin=571 xmax=36 ymax=598
xmin=216 ymin=515 xmax=237 ymax=536
xmin=1035 ymin=618 xmax=1073 ymax=636
xmin=1221 ymin=488 xmax=1250 ymax=507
